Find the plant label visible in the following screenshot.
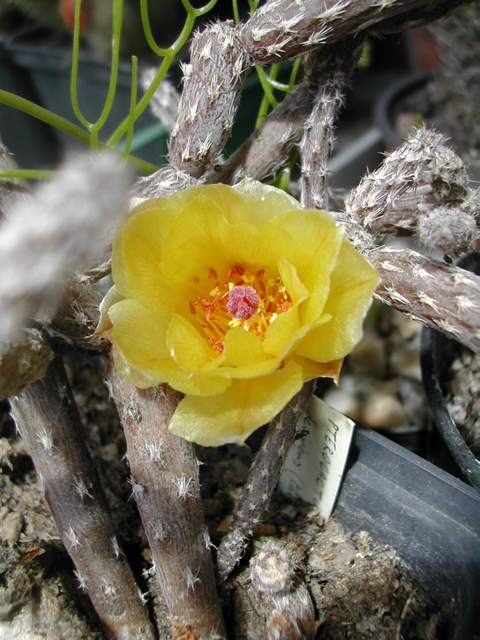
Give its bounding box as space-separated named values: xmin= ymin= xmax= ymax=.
xmin=279 ymin=396 xmax=355 ymax=521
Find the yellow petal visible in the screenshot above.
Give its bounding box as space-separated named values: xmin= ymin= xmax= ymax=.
xmin=94 ymin=285 xmax=123 ymax=340
xmin=222 ymin=327 xmax=265 ymax=367
xmin=293 ymin=355 xmax=343 ymax=384
xmin=112 ymin=345 xmax=159 ymax=389
xmin=278 ymin=258 xmax=308 ymax=304
xmin=109 ymin=299 xmax=230 ymax=395
xmin=212 ymin=327 xmax=280 ymax=379
xmin=263 ymin=305 xmax=301 ymax=358
xmin=166 ymin=313 xmax=222 ymax=372
xmin=296 ymin=240 xmax=380 ymax=362
xmin=169 ymin=360 xmax=304 ymax=446
xmin=109 ymin=298 xmax=170 ymax=367
xmin=112 ymin=198 xmax=178 ymax=300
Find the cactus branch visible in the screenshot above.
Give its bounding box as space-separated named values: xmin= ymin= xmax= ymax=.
xmin=10 ymin=358 xmax=155 ymax=640
xmin=0 ymin=153 xmax=132 ymax=345
xmin=169 ymin=21 xmax=250 ymax=178
xmin=134 ymin=165 xmax=200 ymax=200
xmin=371 ymin=247 xmax=480 ymax=353
xmin=212 ymin=80 xmax=313 ymax=185
xmin=250 ymin=539 xmax=317 ymax=640
xmin=217 ymin=382 xmax=313 ymax=581
xmin=300 ymin=38 xmax=363 ymax=209
xmin=239 ymin=0 xmax=468 ymax=64
xmin=111 ymin=373 xmax=225 ymax=639
xmin=344 ymin=127 xmax=470 ymax=238
xmin=0 ymin=329 xmax=53 ymax=400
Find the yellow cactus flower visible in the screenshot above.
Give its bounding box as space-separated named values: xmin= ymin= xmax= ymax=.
xmin=102 ymin=179 xmax=379 ymax=446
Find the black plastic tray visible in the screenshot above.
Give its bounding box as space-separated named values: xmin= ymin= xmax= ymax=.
xmin=335 ymin=427 xmax=480 ymax=640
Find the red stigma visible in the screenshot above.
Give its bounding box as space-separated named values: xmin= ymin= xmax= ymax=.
xmin=227 ymin=286 xmax=259 ymax=320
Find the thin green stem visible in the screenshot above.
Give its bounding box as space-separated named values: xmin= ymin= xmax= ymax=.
xmin=276 ymin=166 xmax=291 ymax=192
xmin=90 ymin=0 xmax=123 ymax=145
xmin=109 ymin=7 xmax=198 ymax=147
xmin=255 ymin=65 xmax=279 ymax=109
xmin=140 ymin=0 xmax=170 ymax=57
xmin=248 ymin=0 xmax=261 ymax=11
xmin=107 ymin=55 xmax=174 ymax=147
xmin=255 ymin=64 xmax=280 ymax=129
xmin=181 ymin=0 xmax=218 ymax=17
xmin=287 ymin=57 xmax=302 ymax=92
xmin=70 ymin=0 xmax=92 ymax=131
xmin=266 ymin=77 xmax=290 ymax=92
xmin=124 ymin=56 xmax=138 ymax=159
xmin=0 ymin=91 xmax=158 ymax=174
xmin=232 ymin=0 xmax=240 ymax=24
xmin=1 ymin=89 xmax=91 ymax=144
xmin=0 ymin=169 xmax=54 ymax=181
xmin=71 ymin=0 xmax=123 ymax=148
xmin=114 ymin=0 xmax=219 ymax=148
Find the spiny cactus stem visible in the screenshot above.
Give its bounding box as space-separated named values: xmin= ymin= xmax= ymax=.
xmin=210 ymin=43 xmax=355 ymax=187
xmin=240 ymin=0 xmax=469 ymax=64
xmin=210 ymin=80 xmax=313 ymax=185
xmin=134 ymin=165 xmax=200 ymax=200
xmin=217 ymin=382 xmax=313 ymax=582
xmin=250 ymin=539 xmax=317 ymax=640
xmin=370 ymin=247 xmax=480 ymax=353
xmin=168 ymin=21 xmax=250 ymax=179
xmin=300 ymin=38 xmax=363 ymax=210
xmin=344 ymin=127 xmax=470 ymax=238
xmin=110 ymin=373 xmax=226 ymax=639
xmin=10 ymin=358 xmax=155 ymax=640
xmin=0 ymin=328 xmax=53 ymax=400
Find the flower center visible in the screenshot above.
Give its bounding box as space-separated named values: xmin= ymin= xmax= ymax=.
xmin=189 ymin=264 xmax=292 ymax=352
xmin=227 ymin=285 xmax=259 ymax=320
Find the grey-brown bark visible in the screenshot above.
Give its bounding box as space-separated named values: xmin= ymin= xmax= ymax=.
xmin=10 ymin=358 xmax=154 ymax=640
xmin=111 ymin=373 xmax=225 ymax=639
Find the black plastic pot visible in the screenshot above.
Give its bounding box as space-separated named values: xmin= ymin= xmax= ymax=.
xmin=0 ymin=39 xmax=168 ymax=167
xmin=420 ymin=252 xmax=480 ymax=491
xmin=375 ymin=73 xmax=430 ymax=149
xmin=336 ymin=427 xmax=480 ymax=640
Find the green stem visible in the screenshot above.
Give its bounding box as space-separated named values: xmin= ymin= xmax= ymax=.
xmin=266 ymin=77 xmax=290 ymax=92
xmin=114 ymin=0 xmax=218 ymax=148
xmin=107 ymin=54 xmax=174 ymax=147
xmin=90 ymin=0 xmax=123 ymax=145
xmin=1 ymin=89 xmax=91 ymax=145
xmin=181 ymin=0 xmax=218 ymax=17
xmin=124 ymin=56 xmax=138 ymax=159
xmin=255 ymin=65 xmax=279 ymax=109
xmin=232 ymin=0 xmax=240 ymax=24
xmin=70 ymin=0 xmax=92 ymax=131
xmin=255 ymin=64 xmax=280 ymax=129
xmin=0 ymin=90 xmax=158 ymax=174
xmin=109 ymin=9 xmax=197 ymax=147
xmin=276 ymin=165 xmax=291 ymax=192
xmin=287 ymin=57 xmax=302 ymax=92
xmin=140 ymin=0 xmax=171 ymax=57
xmin=71 ymin=0 xmax=123 ymax=147
xmin=0 ymin=169 xmax=54 ymax=181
